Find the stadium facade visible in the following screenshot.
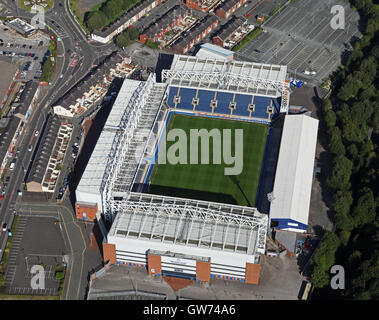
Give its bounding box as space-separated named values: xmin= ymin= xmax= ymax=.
xmin=75 ymin=55 xmax=317 ymax=284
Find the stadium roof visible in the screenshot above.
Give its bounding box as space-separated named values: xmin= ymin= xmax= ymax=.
xmin=269 ymin=115 xmax=319 ymax=232
xmin=108 ymin=192 xmax=267 ymax=255
xmin=76 ymin=79 xmax=141 ymax=199
xmin=163 ymin=55 xmax=287 ymax=97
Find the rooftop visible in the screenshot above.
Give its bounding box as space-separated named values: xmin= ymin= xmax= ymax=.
xmin=269 ymin=114 xmax=319 ymax=230
xmin=213 ymin=16 xmax=246 ymax=41
xmin=173 ymin=15 xmax=219 ymax=49
xmin=92 ymin=0 xmax=161 ymax=38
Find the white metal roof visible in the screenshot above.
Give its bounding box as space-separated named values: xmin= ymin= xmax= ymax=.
xmin=170 ymin=54 xmax=287 ymax=83
xmin=197 ymin=43 xmax=234 ymax=59
xmin=76 ymin=79 xmax=142 ymax=197
xmin=269 ymin=114 xmax=319 ymax=226
xmin=163 ymin=54 xmax=287 ymax=98
xmin=108 ymin=192 xmax=268 ymax=255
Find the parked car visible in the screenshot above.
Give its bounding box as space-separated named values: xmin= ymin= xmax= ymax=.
xmin=2 ymin=223 xmax=6 ymax=231
xmin=35 ymin=130 xmax=39 ymax=137
xmin=28 ymin=145 xmax=33 ymax=151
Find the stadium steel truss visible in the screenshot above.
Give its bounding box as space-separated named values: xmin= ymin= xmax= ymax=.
xmin=99 ymin=60 xmax=286 ymax=256
xmin=161 ymin=55 xmax=290 ymax=113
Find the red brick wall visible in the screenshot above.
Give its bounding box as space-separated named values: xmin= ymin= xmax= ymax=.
xmin=245 ymin=262 xmax=261 ymax=285
xmin=75 ymin=203 xmax=97 ymax=221
xmin=196 ymin=261 xmax=211 ymax=282
xmin=148 ymin=254 xmax=162 ymax=275
xmin=103 ymin=243 xmax=116 ymax=264
xmin=213 ymin=36 xmax=224 ymax=47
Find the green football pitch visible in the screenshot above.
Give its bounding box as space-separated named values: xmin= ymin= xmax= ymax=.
xmin=147 ymin=114 xmax=268 ymax=207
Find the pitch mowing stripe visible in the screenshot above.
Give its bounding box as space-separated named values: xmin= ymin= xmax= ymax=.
xmin=148 ymin=114 xmax=268 ymax=206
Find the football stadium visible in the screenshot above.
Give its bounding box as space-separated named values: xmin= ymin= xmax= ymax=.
xmin=75 ymin=55 xmax=318 ymax=284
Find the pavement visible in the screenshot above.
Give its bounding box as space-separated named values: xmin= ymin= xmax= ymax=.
xmin=14 ymin=202 xmax=88 ymax=299
xmin=88 ymin=255 xmax=305 ymax=300
xmin=236 ymin=0 xmax=362 ymax=85
xmin=4 ymin=215 xmax=66 ymax=296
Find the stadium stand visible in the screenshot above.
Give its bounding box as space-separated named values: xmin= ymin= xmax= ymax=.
xmin=166 ymin=86 xmax=280 ymax=122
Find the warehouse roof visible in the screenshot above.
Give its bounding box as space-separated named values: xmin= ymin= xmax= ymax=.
xmin=269 ymin=115 xmax=319 ymax=231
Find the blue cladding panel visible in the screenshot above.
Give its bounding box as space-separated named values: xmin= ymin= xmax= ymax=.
xmin=271 ymin=218 xmax=308 ymax=231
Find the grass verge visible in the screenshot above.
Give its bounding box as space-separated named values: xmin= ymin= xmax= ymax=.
xmin=233 ymin=27 xmax=262 ymax=52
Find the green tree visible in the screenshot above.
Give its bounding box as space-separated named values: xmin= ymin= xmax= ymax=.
xmin=329 ymin=127 xmax=345 ymax=155
xmin=116 ymin=31 xmax=131 ymax=48
xmin=86 ymin=11 xmax=106 ymax=31
xmin=352 ymin=187 xmax=376 ymax=227
xmin=310 ymin=232 xmax=341 ymax=288
xmin=327 ymin=155 xmax=353 ymax=190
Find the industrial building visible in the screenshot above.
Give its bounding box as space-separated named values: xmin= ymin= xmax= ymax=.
xmin=269 ymin=115 xmax=319 ymax=232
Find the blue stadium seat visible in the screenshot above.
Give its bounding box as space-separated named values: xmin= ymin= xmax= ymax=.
xmin=176 ymin=88 xmax=197 ymax=110
xmin=252 ymin=96 xmax=271 ymax=119
xmin=196 ymin=89 xmax=214 ymax=112
xmin=167 ymin=86 xmax=180 ymax=108
xmin=213 ymin=91 xmax=234 ymax=115
xmin=233 ymin=94 xmax=253 ymax=117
